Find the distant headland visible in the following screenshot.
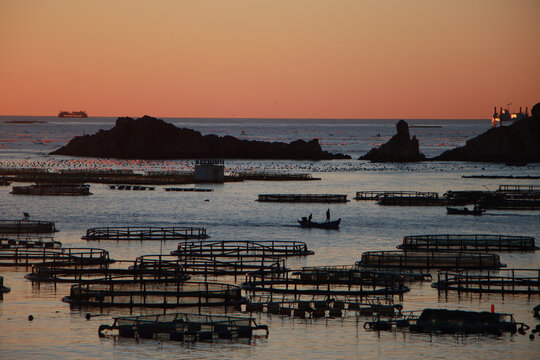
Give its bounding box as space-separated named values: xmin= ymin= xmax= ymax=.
xmin=50 ymin=115 xmax=351 ymax=160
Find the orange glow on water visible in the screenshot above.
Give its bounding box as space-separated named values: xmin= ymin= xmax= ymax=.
xmin=0 ymin=0 xmax=539 ymax=119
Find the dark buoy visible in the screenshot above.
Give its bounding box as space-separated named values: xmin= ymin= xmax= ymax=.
xmin=28 ymin=315 xmax=34 ymax=321
xmin=85 ymin=313 xmax=91 ymax=320
xmin=529 ymin=334 xmax=534 ymax=340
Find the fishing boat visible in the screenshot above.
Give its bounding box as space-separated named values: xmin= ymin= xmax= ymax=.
xmin=446 ymin=206 xmax=485 ymax=215
xmin=298 ymin=217 xmax=341 ymax=229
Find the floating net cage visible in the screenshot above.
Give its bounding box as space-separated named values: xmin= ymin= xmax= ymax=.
xmin=399 ymin=234 xmax=537 ymax=252
xmin=240 ymin=294 xmax=402 ymax=319
xmin=82 ymin=226 xmax=209 ymax=241
xmin=0 ymin=220 xmax=56 ymax=234
xmin=257 ymin=194 xmax=347 ymax=203
xmin=363 ymin=309 xmax=523 ymax=335
xmin=357 ymin=251 xmax=504 ymax=270
xmin=432 ymin=269 xmax=540 ymax=294
xmin=241 ymin=270 xmax=409 ymax=297
xmin=137 ymin=254 xmax=287 ymax=276
xmin=63 ymin=281 xmax=244 ymax=308
xmin=26 ymin=259 xmax=188 ymax=284
xmin=98 ymin=312 xmax=269 ymax=342
xmin=354 ymin=191 xmax=439 ymax=201
xmin=0 ymin=247 xmax=111 ymax=266
xmin=294 ymin=265 xmax=432 ymax=283
xmin=172 ymin=240 xmax=314 ymax=258
xmin=1 ymin=236 xmax=61 ymax=249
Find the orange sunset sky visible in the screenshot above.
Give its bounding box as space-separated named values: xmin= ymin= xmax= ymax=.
xmin=1 ymin=0 xmax=539 ymax=119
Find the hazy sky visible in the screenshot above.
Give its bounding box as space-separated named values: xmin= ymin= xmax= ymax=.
xmin=1 ymin=0 xmax=539 ymax=118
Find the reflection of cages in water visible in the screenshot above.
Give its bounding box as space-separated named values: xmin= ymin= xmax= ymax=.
xmin=257 ymin=194 xmax=347 ymax=203
xmin=399 ymin=234 xmax=537 ymax=251
xmin=137 ymin=254 xmax=287 ymax=276
xmin=63 ymin=281 xmax=243 ymax=308
xmin=172 ymin=240 xmax=314 ymax=258
xmin=433 ymin=269 xmax=540 ymax=294
xmin=82 ymin=226 xmax=209 ymax=241
xmin=0 ymin=247 xmax=110 ymax=266
xmin=358 ymin=251 xmax=503 ymax=270
xmin=241 ymin=271 xmax=409 ymax=296
xmin=1 ymin=236 xmax=61 ymax=249
xmin=27 ymin=260 xmax=187 ymax=284
xmin=100 ymin=312 xmax=267 ymax=341
xmin=0 ymin=220 xmax=56 ymax=234
xmin=242 ymin=294 xmax=401 ymax=318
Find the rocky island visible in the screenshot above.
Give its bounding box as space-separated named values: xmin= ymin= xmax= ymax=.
xmin=434 ymin=102 xmax=540 ymax=163
xmin=359 ymin=120 xmax=426 ymax=162
xmin=50 ymin=115 xmax=351 ymax=160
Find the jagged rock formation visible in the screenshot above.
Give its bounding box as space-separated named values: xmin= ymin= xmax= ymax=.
xmin=359 ymin=120 xmax=426 ymax=162
xmin=434 ymin=103 xmax=540 ymax=163
xmin=50 ymin=115 xmax=351 ymax=160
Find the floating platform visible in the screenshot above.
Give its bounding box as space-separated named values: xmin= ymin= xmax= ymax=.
xmin=98 ymin=312 xmax=268 ymax=341
xmin=398 ymin=234 xmax=537 ymax=252
xmin=11 ymin=183 xmax=91 ymax=195
xmin=164 ymin=187 xmax=213 ymax=192
xmin=354 ymin=191 xmax=439 ymax=201
xmin=0 ymin=247 xmax=110 ymax=266
xmin=0 ymin=220 xmax=56 ymax=234
xmin=364 ymin=309 xmax=523 ymax=335
xmin=230 ymin=171 xmax=320 ymax=181
xmin=0 ymin=236 xmax=61 ymax=249
xmin=257 ymin=194 xmax=347 ymax=203
xmin=62 ymin=281 xmax=243 ymax=308
xmin=433 ymin=269 xmax=540 ymax=294
xmin=357 ymin=251 xmax=504 ymax=270
xmin=497 ymin=184 xmax=540 ymax=198
xmin=136 ymin=254 xmax=287 ymax=276
xmin=82 ymin=226 xmax=209 ymax=241
xmin=172 ymin=240 xmax=314 ymax=258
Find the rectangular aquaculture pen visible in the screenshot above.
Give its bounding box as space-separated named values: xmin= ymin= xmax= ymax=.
xmin=0 ymin=220 xmax=56 ymax=234
xmin=172 ymin=240 xmax=314 ymax=258
xmin=257 ymin=194 xmax=347 ymax=203
xmin=354 ymin=191 xmax=439 ymax=201
xmin=433 ymin=269 xmax=540 ymax=294
xmin=398 ymin=234 xmax=537 ymax=251
xmin=82 ymin=227 xmax=209 ymax=241
xmin=357 ymin=251 xmax=504 ymax=270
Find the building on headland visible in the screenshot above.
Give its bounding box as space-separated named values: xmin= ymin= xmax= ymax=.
xmin=491 ymin=105 xmax=528 ymax=127
xmin=194 ymin=159 xmax=224 ymax=182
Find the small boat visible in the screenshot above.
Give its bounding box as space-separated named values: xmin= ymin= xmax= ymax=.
xmin=446 ymin=206 xmax=485 ymax=216
xmin=298 ymin=217 xmax=341 ymax=229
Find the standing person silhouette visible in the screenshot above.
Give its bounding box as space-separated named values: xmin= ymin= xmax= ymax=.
xmin=326 ymin=209 xmax=330 ymax=222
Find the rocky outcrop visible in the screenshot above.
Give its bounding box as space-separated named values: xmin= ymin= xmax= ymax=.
xmin=434 ymin=103 xmax=540 ymax=163
xmin=359 ymin=120 xmax=426 ymax=162
xmin=50 ymin=115 xmax=351 ymax=160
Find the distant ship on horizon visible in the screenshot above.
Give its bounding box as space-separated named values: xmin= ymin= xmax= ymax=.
xmin=58 ymin=110 xmax=88 ymax=118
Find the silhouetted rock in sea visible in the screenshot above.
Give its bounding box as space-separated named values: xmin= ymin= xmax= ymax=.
xmin=434 ymin=102 xmax=540 ymax=163
xmin=359 ymin=120 xmax=426 ymax=162
xmin=50 ymin=115 xmax=351 ymax=160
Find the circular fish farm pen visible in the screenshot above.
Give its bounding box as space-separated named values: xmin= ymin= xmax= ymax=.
xmin=0 ymin=247 xmax=111 ymax=266
xmin=25 ymin=259 xmax=188 ymax=284
xmin=82 ymin=226 xmax=209 ymax=241
xmin=432 ymin=269 xmax=540 ymax=294
xmin=98 ymin=312 xmax=269 ymax=342
xmin=294 ymin=265 xmax=432 ymax=283
xmin=240 ymin=271 xmax=410 ymax=297
xmin=240 ymin=294 xmax=402 ymax=319
xmin=136 ymin=254 xmax=287 ymax=277
xmin=0 ymin=219 xmax=57 ymax=234
xmin=357 ymin=250 xmax=504 ymax=270
xmin=62 ymin=281 xmax=244 ymax=308
xmin=1 ymin=236 xmax=62 ymax=249
xmin=398 ymin=234 xmax=537 ymax=251
xmin=171 ymin=240 xmax=314 ymax=258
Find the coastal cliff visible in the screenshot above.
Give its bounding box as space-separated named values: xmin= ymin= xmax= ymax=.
xmin=50 ymin=115 xmax=351 ymax=160
xmin=434 ymin=103 xmax=540 ymax=163
xmin=359 ymin=120 xmax=426 ymax=162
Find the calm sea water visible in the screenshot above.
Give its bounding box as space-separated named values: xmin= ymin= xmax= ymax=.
xmin=0 ymin=117 xmax=539 ymax=359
